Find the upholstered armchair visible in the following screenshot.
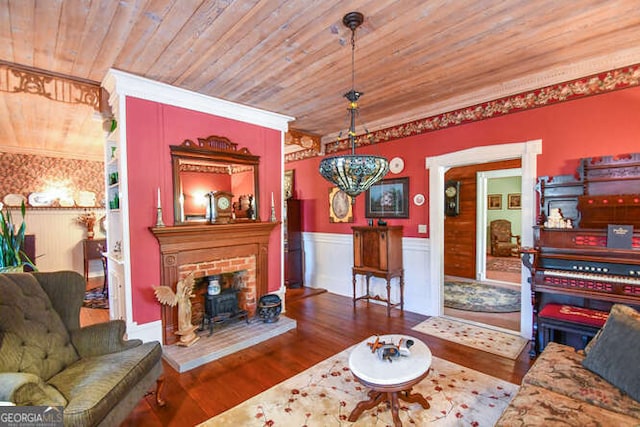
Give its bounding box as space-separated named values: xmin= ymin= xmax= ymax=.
xmin=490 ymin=219 xmax=521 ymax=257
xmin=0 ymin=271 xmax=164 ymax=426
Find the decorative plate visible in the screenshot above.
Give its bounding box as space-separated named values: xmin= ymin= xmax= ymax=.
xmin=28 ymin=192 xmax=54 ymax=207
xmin=3 ymin=193 xmax=26 ymax=207
xmin=59 ymin=196 xmax=75 ymax=207
xmin=413 ymin=193 xmax=426 ymax=206
xmin=389 ymin=157 xmax=405 ymax=174
xmin=77 ymin=191 xmax=97 ymax=207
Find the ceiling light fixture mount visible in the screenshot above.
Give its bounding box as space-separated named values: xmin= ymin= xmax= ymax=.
xmin=318 ymin=12 xmax=389 ymax=198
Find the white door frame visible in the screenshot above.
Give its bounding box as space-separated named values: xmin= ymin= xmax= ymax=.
xmin=426 ymin=140 xmax=542 ymax=339
xmin=476 ymin=168 xmax=522 ymax=282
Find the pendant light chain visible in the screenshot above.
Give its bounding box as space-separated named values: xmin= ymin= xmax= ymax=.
xmin=317 ymin=11 xmax=389 ymax=198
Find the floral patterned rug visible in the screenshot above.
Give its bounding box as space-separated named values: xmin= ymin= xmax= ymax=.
xmin=83 ymin=287 xmax=108 ymax=309
xmin=412 ymin=317 xmax=528 ymax=360
xmin=486 ymin=256 xmax=521 ymax=274
xmin=199 ymin=346 xmax=518 ymax=426
xmin=444 ymin=281 xmax=520 ymax=312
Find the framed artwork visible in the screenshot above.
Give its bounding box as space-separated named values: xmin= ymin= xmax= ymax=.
xmin=488 ymin=194 xmax=502 ymax=210
xmin=365 ymin=177 xmax=409 ymax=218
xmin=284 ymin=170 xmax=294 ymax=199
xmin=329 ymin=187 xmax=353 ymax=223
xmin=508 ymin=193 xmax=521 ymax=209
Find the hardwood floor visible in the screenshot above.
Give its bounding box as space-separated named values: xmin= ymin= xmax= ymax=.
xmin=81 ymin=281 xmax=534 ymax=426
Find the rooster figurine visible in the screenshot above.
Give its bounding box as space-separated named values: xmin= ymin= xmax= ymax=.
xmin=154 ymin=272 xmax=199 ymax=346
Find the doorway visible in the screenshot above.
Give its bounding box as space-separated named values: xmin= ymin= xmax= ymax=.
xmin=443 ymin=163 xmax=522 ymax=332
xmin=426 ymin=140 xmax=542 ymax=339
xmin=476 ymin=169 xmax=522 ymax=285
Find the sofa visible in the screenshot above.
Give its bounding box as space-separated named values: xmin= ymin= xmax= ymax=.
xmin=0 ymin=271 xmax=164 ymax=426
xmin=497 ymin=304 xmax=640 ymax=426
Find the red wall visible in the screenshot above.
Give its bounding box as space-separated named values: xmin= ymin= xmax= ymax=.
xmin=288 ymin=86 xmax=640 ymax=238
xmin=125 ymin=97 xmax=282 ymax=325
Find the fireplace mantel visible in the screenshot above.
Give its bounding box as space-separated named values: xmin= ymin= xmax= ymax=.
xmin=151 ymin=221 xmax=278 ymax=344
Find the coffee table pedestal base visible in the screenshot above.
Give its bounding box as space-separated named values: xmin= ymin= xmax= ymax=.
xmin=348 ymin=372 xmax=430 ymax=427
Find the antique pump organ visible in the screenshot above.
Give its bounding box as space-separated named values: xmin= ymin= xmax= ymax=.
xmin=523 ymin=153 xmax=640 ymax=356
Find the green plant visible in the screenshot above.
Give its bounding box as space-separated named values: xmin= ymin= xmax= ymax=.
xmin=0 ymin=201 xmax=35 ymax=271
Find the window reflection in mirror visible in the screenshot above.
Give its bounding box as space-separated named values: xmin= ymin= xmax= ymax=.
xmin=171 ymin=136 xmax=260 ymax=224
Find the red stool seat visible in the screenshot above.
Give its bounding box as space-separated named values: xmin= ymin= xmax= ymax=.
xmin=538 ymin=304 xmax=609 ymax=328
xmin=536 ymin=304 xmax=609 ymax=353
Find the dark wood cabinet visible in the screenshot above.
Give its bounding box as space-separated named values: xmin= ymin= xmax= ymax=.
xmin=83 ymin=238 xmax=107 ymax=292
xmin=284 ymin=199 xmax=303 ymax=288
xmin=352 ymin=226 xmax=404 ymax=316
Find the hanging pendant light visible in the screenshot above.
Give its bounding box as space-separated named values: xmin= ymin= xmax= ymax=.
xmin=318 ymin=12 xmax=389 ymax=198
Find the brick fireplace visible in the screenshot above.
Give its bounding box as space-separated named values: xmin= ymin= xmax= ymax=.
xmin=178 ymin=255 xmax=256 ymax=326
xmin=151 ymin=222 xmax=278 ymax=345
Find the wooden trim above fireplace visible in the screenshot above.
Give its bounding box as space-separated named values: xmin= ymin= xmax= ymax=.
xmin=151 ymin=221 xmax=278 ymax=345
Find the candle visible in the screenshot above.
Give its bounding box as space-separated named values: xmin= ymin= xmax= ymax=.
xmin=157 ymin=187 xmax=161 ymax=209
xmin=271 ymin=192 xmax=274 ymax=208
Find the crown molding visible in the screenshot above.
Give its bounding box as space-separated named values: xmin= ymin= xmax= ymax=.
xmin=102 ymin=69 xmax=294 ymax=132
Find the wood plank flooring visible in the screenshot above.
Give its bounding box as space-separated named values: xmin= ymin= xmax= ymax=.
xmin=81 ymin=283 xmax=534 ymax=426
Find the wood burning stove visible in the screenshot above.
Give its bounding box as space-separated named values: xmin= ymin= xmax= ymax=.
xmin=202 ymin=289 xmax=249 ymax=336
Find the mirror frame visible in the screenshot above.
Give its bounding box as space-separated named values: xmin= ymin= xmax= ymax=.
xmin=170 ymin=135 xmax=260 ymax=224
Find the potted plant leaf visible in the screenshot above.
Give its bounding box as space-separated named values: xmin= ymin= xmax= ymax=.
xmin=0 ymin=201 xmax=36 ymax=272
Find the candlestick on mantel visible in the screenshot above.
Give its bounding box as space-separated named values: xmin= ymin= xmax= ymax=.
xmin=269 ymin=191 xmax=277 ymax=222
xmin=155 ymin=187 xmax=165 ymax=227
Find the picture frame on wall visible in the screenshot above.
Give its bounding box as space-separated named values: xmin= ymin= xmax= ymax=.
xmin=365 ymin=177 xmax=409 ymax=218
xmin=329 ymin=187 xmax=353 ymax=223
xmin=508 ymin=193 xmax=521 ymax=209
xmin=284 ymin=170 xmax=294 ymax=199
xmin=488 ymin=194 xmax=502 ymax=210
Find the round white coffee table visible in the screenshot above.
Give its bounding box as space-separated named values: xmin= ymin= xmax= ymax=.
xmin=348 ymin=334 xmax=432 ymax=426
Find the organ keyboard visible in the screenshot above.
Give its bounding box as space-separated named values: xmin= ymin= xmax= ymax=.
xmin=524 ymin=226 xmax=640 ymax=355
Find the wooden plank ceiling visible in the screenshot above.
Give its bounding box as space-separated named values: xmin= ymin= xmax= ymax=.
xmin=1 ymin=0 xmax=640 ymax=160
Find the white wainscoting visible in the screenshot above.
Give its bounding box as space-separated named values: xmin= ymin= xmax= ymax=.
xmin=301 ymin=232 xmax=434 ymax=316
xmin=22 ymin=209 xmax=106 ymax=276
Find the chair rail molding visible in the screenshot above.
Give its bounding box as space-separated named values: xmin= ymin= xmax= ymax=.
xmin=302 ymin=232 xmax=430 ymax=315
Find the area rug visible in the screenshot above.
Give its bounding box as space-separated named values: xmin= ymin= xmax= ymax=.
xmin=82 ymin=287 xmax=108 ymax=309
xmin=486 ymin=256 xmax=521 ymax=273
xmin=412 ymin=317 xmax=528 ymax=360
xmin=445 ymin=281 xmax=520 ymax=312
xmin=199 ymin=346 xmax=518 ymax=426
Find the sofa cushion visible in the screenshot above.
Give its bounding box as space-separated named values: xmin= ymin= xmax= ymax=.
xmin=582 ymin=304 xmax=640 ymax=402
xmin=47 ymin=341 xmax=162 ymax=426
xmin=523 ymin=342 xmax=640 ymax=418
xmin=0 ymin=273 xmax=79 ymax=381
xmin=495 ymin=383 xmax=640 ymax=427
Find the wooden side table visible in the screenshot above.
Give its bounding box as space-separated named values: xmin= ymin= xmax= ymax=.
xmin=348 ymin=334 xmax=432 ymax=426
xmin=352 ymin=226 xmax=404 ymax=316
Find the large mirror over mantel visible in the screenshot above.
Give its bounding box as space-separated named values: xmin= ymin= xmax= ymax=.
xmin=171 ymin=135 xmax=260 ymax=224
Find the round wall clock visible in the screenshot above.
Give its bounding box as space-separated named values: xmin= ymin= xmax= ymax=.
xmin=389 ymin=157 xmax=405 ymax=174
xmin=444 ymin=180 xmax=460 ymax=216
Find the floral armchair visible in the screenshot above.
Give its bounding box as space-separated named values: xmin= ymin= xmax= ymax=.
xmin=490 ymin=219 xmax=521 ymax=257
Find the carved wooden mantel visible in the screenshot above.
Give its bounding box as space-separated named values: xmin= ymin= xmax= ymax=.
xmin=151 ymin=221 xmax=278 ymax=345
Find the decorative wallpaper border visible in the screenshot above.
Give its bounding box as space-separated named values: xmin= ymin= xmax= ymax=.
xmin=285 ymin=63 xmax=640 ymax=163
